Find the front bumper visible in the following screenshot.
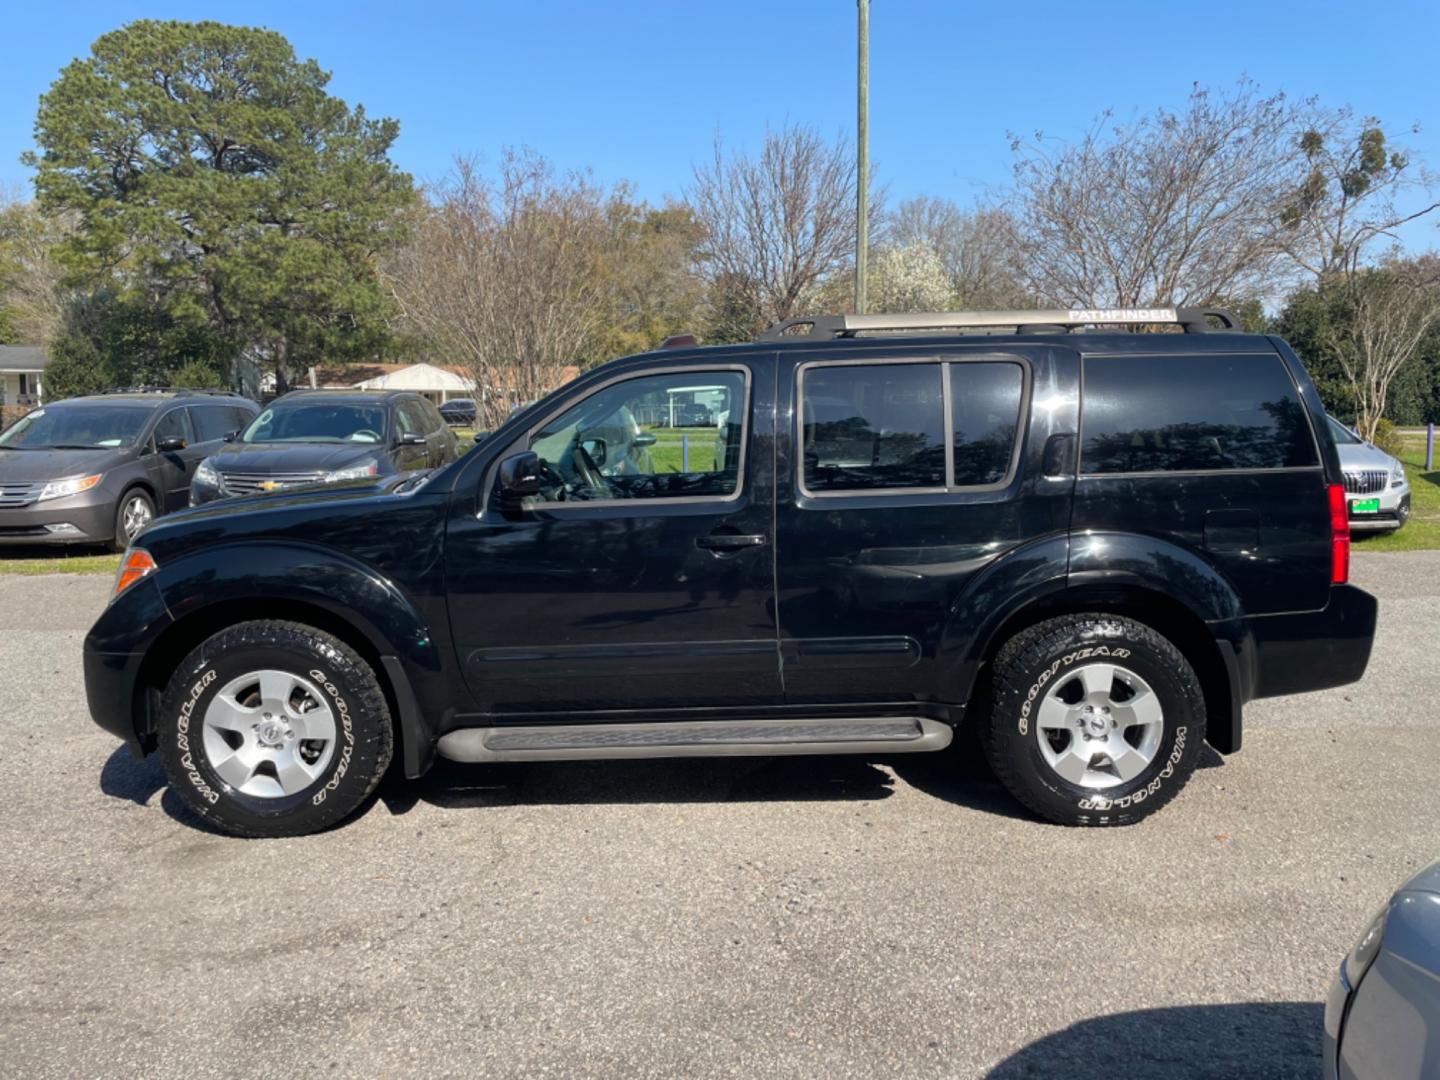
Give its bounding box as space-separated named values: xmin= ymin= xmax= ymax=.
xmin=83 ymin=576 xmax=175 ymax=756
xmin=1323 ymin=959 xmax=1350 ymax=1080
xmin=1348 ymin=482 xmax=1409 ymax=532
xmin=0 ymin=492 xmax=116 ymax=544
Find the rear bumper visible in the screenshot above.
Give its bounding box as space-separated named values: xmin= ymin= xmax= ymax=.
xmin=1247 ymin=584 xmax=1378 ymax=700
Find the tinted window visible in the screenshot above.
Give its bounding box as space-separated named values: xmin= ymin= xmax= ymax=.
xmin=192 ymin=405 xmax=239 ymax=442
xmin=526 ymin=370 xmax=746 ymax=503
xmin=1081 ymin=355 xmax=1317 ymax=474
xmin=397 ymin=400 xmax=429 ymax=436
xmin=802 ymin=364 xmax=945 ymax=491
xmin=153 ymin=407 xmax=195 ymax=447
xmin=1327 ymin=416 xmax=1362 ymax=445
xmin=951 ymin=363 xmax=1025 ymax=486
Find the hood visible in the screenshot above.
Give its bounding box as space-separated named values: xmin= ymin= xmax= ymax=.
xmin=166 ymin=471 xmax=412 ymax=523
xmin=1335 ymin=441 xmax=1397 ymax=472
xmin=209 ymin=441 xmax=391 ymax=473
xmin=0 ymin=446 xmax=129 ymax=483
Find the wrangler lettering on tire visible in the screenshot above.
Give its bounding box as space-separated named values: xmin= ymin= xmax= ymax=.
xmin=157 ymin=620 xmax=393 ymax=839
xmin=983 ymin=614 xmax=1206 ymax=827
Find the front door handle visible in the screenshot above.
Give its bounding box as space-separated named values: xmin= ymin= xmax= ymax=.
xmin=695 ymin=533 xmax=768 ymax=551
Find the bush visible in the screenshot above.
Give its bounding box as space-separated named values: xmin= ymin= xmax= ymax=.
xmin=1372 ymin=418 xmax=1405 ymax=458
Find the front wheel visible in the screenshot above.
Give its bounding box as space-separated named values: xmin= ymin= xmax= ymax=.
xmin=983 ymin=614 xmax=1206 ymax=826
xmin=157 ymin=620 xmax=394 ymax=837
xmin=113 ymin=488 xmax=155 ymax=551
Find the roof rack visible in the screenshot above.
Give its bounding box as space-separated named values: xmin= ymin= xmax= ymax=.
xmin=756 ymin=307 xmax=1241 ymax=341
xmin=101 ymin=386 xmax=243 ymax=397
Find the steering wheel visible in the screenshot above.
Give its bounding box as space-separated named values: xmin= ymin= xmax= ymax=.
xmin=352 ymin=429 xmax=382 ymax=443
xmin=570 ymin=444 xmax=614 ymax=499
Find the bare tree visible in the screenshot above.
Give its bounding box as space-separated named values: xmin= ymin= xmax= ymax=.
xmin=1008 ymin=81 xmax=1308 ymax=309
xmin=384 ymin=152 xmax=614 ymax=428
xmin=1323 ymin=255 xmax=1440 ymax=440
xmin=0 ymin=191 xmax=71 ymax=345
xmin=1279 ymin=111 xmax=1438 ymax=282
xmin=688 ymin=125 xmax=863 ymax=335
xmin=890 ymin=196 xmax=1030 ymax=307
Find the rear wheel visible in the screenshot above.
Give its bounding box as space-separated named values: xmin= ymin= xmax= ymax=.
xmin=157 ymin=620 xmax=393 ymax=837
xmin=982 ymin=614 xmax=1205 ymax=826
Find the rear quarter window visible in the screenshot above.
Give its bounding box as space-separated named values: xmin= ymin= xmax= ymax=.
xmin=1081 ymin=354 xmax=1318 ymax=474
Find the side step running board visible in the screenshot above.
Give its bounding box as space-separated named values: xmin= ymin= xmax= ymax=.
xmin=436 ymin=716 xmax=953 ymax=763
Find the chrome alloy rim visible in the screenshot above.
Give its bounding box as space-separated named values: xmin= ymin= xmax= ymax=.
xmin=122 ymin=496 xmax=152 ymax=537
xmin=201 ymin=670 xmax=337 ymax=798
xmin=1034 ymin=663 xmax=1164 ymax=790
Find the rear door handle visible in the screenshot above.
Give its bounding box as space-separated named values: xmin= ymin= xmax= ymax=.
xmin=695 ymin=533 xmax=768 ymax=551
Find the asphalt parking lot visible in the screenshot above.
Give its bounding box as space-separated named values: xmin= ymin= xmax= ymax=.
xmin=1 ymin=552 xmax=1436 ymax=1079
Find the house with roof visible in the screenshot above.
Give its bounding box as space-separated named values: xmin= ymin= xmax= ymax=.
xmin=0 ymin=345 xmax=47 ymax=410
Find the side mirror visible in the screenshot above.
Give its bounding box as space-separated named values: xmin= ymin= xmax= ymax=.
xmin=399 ymin=431 xmax=428 ymax=446
xmin=496 ymin=451 xmax=542 ymax=504
xmin=631 ymin=432 xmax=657 ymax=449
xmin=472 ymin=430 xmax=490 ymax=443
xmin=579 ymin=438 xmax=608 ymax=467
xmin=157 ymin=435 xmax=187 ymax=452
xmin=223 ymin=430 xmax=239 ymax=443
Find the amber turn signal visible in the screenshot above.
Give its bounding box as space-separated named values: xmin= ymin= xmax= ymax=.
xmin=113 ymin=548 xmax=158 ymax=598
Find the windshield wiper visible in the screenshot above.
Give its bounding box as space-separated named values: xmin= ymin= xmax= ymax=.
xmin=42 ymin=444 xmax=105 ymax=450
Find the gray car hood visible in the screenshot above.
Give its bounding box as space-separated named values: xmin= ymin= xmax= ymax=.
xmin=1335 ymin=441 xmax=1398 ymax=472
xmin=0 ymin=446 xmax=127 ymax=483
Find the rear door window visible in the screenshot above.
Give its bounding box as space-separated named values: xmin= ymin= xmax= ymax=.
xmin=1081 ymin=354 xmax=1318 ymax=474
xmin=191 ymin=405 xmax=237 ymax=442
xmin=801 ymin=364 xmax=946 ymax=492
xmin=800 ymin=360 xmax=1026 ymax=494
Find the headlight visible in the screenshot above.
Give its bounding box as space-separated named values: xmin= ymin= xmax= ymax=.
xmin=1343 ymin=904 xmax=1389 ymax=989
xmin=37 ymin=474 xmax=102 ymax=501
xmin=193 ymin=458 xmax=222 ymax=488
xmin=1391 ymin=460 xmax=1406 ymax=485
xmin=324 ymin=461 xmax=379 ymax=482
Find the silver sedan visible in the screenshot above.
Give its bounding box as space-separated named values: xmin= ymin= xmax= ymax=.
xmin=1326 ymin=860 xmax=1440 ymax=1078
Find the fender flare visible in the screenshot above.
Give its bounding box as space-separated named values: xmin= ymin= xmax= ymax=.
xmin=148 ymin=540 xmax=443 ymax=777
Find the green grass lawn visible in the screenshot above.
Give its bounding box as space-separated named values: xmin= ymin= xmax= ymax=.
xmin=0 ymin=549 xmax=120 ymax=575
xmin=1351 ymin=434 xmax=1440 ymax=552
xmin=643 ymin=426 xmax=720 ymax=473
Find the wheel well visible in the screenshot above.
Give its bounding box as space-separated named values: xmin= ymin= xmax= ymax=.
xmin=133 ymin=598 xmax=404 ymax=758
xmin=119 ymin=479 xmax=157 ymax=505
xmin=974 ymin=584 xmax=1236 ymax=752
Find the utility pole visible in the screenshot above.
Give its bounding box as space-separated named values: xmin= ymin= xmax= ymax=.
xmin=855 ymin=0 xmax=869 ymax=315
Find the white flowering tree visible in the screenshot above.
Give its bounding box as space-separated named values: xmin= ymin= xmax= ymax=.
xmin=867 ymin=242 xmax=954 ymax=313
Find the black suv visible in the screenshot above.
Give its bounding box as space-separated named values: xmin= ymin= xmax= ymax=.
xmin=84 ymin=308 xmax=1377 ymax=837
xmin=0 ymin=389 xmax=258 ymax=549
xmin=189 ymin=390 xmax=459 ymax=504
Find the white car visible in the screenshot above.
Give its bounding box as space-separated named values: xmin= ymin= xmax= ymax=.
xmin=1327 ymin=417 xmax=1410 ymax=532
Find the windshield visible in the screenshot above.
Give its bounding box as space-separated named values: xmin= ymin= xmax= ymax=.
xmin=1327 ymin=416 xmax=1363 ymax=445
xmin=242 ymin=404 xmax=388 ymax=444
xmin=0 ymin=404 xmax=152 ymax=449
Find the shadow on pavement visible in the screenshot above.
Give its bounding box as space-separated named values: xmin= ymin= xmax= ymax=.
xmin=985 ymin=1001 xmax=1323 ymax=1080
xmin=98 ymin=746 xmax=227 ymax=834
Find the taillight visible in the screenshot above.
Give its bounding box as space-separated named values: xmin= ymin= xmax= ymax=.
xmin=1328 ymin=483 xmax=1350 ymax=585
xmin=113 ymin=548 xmax=157 ymax=599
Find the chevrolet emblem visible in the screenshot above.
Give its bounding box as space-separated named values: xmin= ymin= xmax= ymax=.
xmin=258 ymin=480 xmax=283 ymax=492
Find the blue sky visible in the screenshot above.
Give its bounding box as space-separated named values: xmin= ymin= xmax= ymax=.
xmin=4 ymin=0 xmax=1438 ymax=250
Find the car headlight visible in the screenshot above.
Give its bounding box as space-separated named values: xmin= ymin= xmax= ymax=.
xmin=324 ymin=461 xmax=379 ymax=482
xmin=1391 ymin=460 xmax=1406 ymax=486
xmin=37 ymin=473 xmax=102 ymax=501
xmin=1343 ymin=904 xmax=1389 ymax=989
xmin=193 ymin=458 xmax=222 ymax=488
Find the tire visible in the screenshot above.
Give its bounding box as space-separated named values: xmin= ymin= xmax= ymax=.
xmin=113 ymin=488 xmax=155 ymax=551
xmin=982 ymin=614 xmax=1206 ymax=826
xmin=157 ymin=620 xmax=394 ymax=837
